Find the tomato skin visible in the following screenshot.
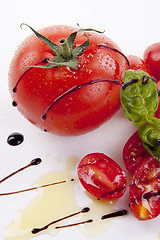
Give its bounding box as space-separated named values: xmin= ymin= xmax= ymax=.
xmin=77 ymin=153 xmax=127 ymax=200
xmin=123 ymin=131 xmax=152 ymax=174
xmin=143 ymin=42 xmax=160 ymax=81
xmin=9 ymin=25 xmax=128 ymax=136
xmin=155 ymin=81 xmax=160 ymax=118
xmin=127 ymin=55 xmax=151 ymax=74
xmin=129 ymin=156 xmax=160 ymax=220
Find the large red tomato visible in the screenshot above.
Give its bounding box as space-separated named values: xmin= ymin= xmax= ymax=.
xmin=9 ymin=25 xmax=129 ymax=135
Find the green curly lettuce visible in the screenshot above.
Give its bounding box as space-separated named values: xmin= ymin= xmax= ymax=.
xmin=120 ymin=69 xmax=160 ymax=161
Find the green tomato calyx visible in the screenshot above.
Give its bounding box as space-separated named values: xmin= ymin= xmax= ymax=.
xmin=20 ymin=23 xmax=103 ymax=69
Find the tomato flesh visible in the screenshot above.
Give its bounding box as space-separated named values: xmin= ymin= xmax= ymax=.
xmin=9 ymin=25 xmax=128 ymax=136
xmin=123 ymin=131 xmax=152 ymax=174
xmin=129 ymin=156 xmax=160 ymax=220
xmin=77 ymin=153 xmax=127 ymax=200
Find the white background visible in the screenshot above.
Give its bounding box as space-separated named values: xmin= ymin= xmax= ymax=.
xmin=0 ymin=0 xmax=160 ymax=240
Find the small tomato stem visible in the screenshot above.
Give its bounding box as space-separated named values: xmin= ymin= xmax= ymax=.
xmin=60 ymin=39 xmax=72 ymax=59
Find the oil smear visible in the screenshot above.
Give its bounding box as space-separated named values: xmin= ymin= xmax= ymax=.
xmin=4 ymin=155 xmax=116 ymax=240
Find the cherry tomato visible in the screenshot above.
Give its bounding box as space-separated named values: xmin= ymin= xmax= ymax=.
xmin=155 ymin=81 xmax=160 ymax=118
xmin=123 ymin=131 xmax=152 ymax=174
xmin=9 ymin=25 xmax=128 ymax=136
xmin=77 ymin=153 xmax=127 ymax=200
xmin=127 ymin=55 xmax=151 ymax=74
xmin=129 ymin=156 xmax=160 ymax=220
xmin=143 ymin=42 xmax=160 ymax=81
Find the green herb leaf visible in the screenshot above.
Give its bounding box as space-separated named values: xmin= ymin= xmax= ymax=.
xmin=120 ymin=70 xmax=158 ymax=126
xmin=138 ymin=117 xmax=160 ymax=160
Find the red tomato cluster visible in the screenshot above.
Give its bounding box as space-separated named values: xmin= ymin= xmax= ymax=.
xmin=122 ymin=44 xmax=160 ymax=220
xmin=77 ymin=42 xmax=160 ymax=221
xmin=8 ymin=24 xmax=160 ymax=221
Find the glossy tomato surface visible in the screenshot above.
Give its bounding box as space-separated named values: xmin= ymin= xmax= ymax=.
xmin=127 ymin=55 xmax=151 ymax=74
xmin=129 ymin=156 xmax=160 ymax=220
xmin=143 ymin=42 xmax=160 ymax=81
xmin=9 ymin=25 xmax=129 ymax=136
xmin=77 ymin=153 xmax=127 ymax=200
xmin=155 ymin=80 xmax=160 ymax=118
xmin=123 ymin=131 xmax=152 ymax=174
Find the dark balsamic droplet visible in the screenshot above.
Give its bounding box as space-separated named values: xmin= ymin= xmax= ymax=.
xmin=30 ymin=158 xmax=42 ymax=165
xmin=42 ymin=114 xmax=47 ymax=120
xmin=12 ymin=101 xmax=17 ymax=107
xmin=7 ymin=132 xmax=24 ymax=146
xmin=81 ymin=207 xmax=90 ymax=213
xmin=142 ymin=76 xmax=149 ymax=85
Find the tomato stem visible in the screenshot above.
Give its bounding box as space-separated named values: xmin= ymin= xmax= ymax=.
xmin=60 ymin=39 xmax=72 ymax=59
xmin=20 ymin=24 xmax=103 ymax=69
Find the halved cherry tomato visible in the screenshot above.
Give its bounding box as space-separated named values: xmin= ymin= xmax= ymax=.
xmin=123 ymin=130 xmax=152 ymax=174
xmin=127 ymin=55 xmax=151 ymax=74
xmin=129 ymin=156 xmax=160 ymax=220
xmin=143 ymin=42 xmax=160 ymax=81
xmin=77 ymin=153 xmax=127 ymax=200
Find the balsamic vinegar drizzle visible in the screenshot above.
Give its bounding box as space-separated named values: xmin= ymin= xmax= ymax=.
xmin=55 ymin=219 xmax=93 ymax=229
xmin=41 ymin=78 xmax=120 ymax=120
xmin=0 ymin=158 xmax=42 ymax=184
xmin=0 ymin=179 xmax=69 ymax=196
xmin=97 ymin=44 xmax=130 ymax=68
xmin=31 ymin=207 xmax=90 ymax=234
xmin=32 ymin=208 xmax=127 ymax=234
xmin=7 ymin=132 xmax=24 ymax=146
xmin=121 ymin=76 xmax=155 ymax=90
xmin=12 ymin=58 xmax=49 ymax=93
xmin=121 ymin=79 xmax=139 ymax=90
xmin=101 ymin=209 xmax=127 ymax=220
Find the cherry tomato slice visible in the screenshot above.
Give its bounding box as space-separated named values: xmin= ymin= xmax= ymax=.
xmin=77 ymin=153 xmax=127 ymax=200
xmin=123 ymin=131 xmax=152 ymax=174
xmin=129 ymin=156 xmax=160 ymax=220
